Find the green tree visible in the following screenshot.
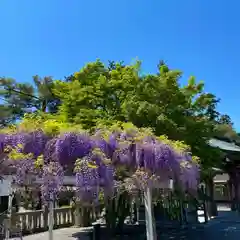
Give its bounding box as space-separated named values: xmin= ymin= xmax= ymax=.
xmin=0 ymin=77 xmax=37 ymax=127
xmin=213 ymin=113 xmax=240 ymax=144
xmin=54 ymin=60 xmax=223 ymax=171
xmin=218 ymin=114 xmax=233 ymax=126
xmin=214 ymin=123 xmax=240 ymax=145
xmin=0 ymin=76 xmax=60 ymax=127
xmin=54 ymin=59 xmax=138 ymax=128
xmin=32 ymin=75 xmax=61 ymax=113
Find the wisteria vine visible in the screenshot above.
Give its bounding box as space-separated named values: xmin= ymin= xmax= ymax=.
xmin=0 ymin=125 xmax=199 ymax=204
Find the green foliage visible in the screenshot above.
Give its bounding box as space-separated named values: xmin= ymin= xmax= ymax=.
xmin=0 ymin=75 xmax=60 ymax=128
xmin=0 ymin=104 xmax=14 ymax=127
xmin=214 ymin=123 xmax=240 ymax=145
xmin=53 ymin=60 xmax=222 ymax=173
xmin=1 ymin=112 xmax=84 ymax=137
xmin=54 ymin=60 xmax=140 ymax=129
xmin=212 ymin=113 xmax=240 ymax=145
xmin=0 ymin=77 xmax=36 ymax=127
xmin=32 ymin=75 xmax=61 ymax=112
xmin=218 ymin=114 xmax=233 ymax=126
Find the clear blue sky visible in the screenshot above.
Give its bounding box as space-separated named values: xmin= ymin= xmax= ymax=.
xmin=0 ymin=0 xmax=239 ymax=130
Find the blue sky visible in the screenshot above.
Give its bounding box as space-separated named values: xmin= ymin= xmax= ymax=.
xmin=0 ymin=0 xmax=239 ymax=130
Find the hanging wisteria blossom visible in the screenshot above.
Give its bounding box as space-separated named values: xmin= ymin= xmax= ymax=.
xmin=41 ymin=161 xmax=64 ymax=203
xmin=0 ymin=134 xmax=5 ymax=155
xmin=1 ymin=124 xmax=200 ymax=204
xmin=55 ymin=132 xmax=93 ymax=166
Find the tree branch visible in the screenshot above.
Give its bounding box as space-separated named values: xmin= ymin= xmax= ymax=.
xmin=5 ymin=87 xmax=40 ymax=100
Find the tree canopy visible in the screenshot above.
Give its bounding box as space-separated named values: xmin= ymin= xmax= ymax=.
xmin=1 ymin=59 xmax=238 ymax=176
xmin=0 ymin=75 xmax=60 ymax=128
xmin=52 ymin=60 xmax=227 ymax=172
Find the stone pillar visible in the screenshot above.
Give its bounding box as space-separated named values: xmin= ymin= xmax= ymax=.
xmin=73 ymin=201 xmax=81 ymax=227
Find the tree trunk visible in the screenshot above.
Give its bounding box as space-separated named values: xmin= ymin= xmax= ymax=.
xmin=82 ymin=207 xmax=91 ymax=227
xmin=116 ymin=192 xmax=130 ymax=236
xmin=105 ymin=192 xmax=130 ymax=239
xmin=105 ymin=198 xmax=116 ymax=239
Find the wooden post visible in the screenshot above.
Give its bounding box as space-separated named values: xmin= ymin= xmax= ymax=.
xmin=229 ymin=170 xmax=239 ymax=211
xmin=227 ymin=179 xmax=233 ymax=210
xmin=236 ymin=173 xmax=240 ymax=213
xmin=43 ymin=206 xmax=49 ymax=230
xmin=206 ymin=177 xmax=217 ymax=217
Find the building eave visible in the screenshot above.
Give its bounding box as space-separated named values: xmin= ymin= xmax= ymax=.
xmin=209 ymin=138 xmax=240 ymax=152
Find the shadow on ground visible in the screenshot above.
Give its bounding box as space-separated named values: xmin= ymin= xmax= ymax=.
xmin=72 ymin=211 xmax=240 ymax=240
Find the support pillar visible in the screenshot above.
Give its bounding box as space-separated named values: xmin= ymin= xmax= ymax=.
xmin=236 ymin=172 xmax=240 ymax=213
xmin=229 ymin=170 xmax=240 ymax=212
xmin=227 ymin=179 xmax=235 ymax=211
xmin=206 ymin=177 xmax=218 ymax=217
